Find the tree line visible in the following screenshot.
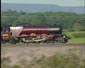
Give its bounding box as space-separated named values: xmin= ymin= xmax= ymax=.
xmin=1 ymin=10 xmax=85 ymax=31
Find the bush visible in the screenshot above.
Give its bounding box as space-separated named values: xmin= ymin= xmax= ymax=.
xmin=72 ymin=32 xmax=85 ymax=38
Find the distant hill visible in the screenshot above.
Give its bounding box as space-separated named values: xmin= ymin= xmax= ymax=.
xmin=1 ymin=3 xmax=85 ymax=14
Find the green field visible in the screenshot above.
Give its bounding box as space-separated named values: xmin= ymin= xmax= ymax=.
xmin=68 ymin=37 xmax=85 ymax=43
xmin=63 ymin=31 xmax=85 ymax=43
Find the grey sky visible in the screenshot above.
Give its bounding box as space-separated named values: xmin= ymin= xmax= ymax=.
xmin=1 ymin=0 xmax=85 ymax=6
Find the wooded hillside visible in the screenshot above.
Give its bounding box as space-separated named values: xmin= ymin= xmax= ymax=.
xmin=1 ymin=11 xmax=85 ymax=31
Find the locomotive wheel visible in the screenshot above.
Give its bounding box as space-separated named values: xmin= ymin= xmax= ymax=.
xmin=64 ymin=39 xmax=68 ymax=43
xmin=1 ymin=40 xmax=6 ymax=43
xmin=20 ymin=37 xmax=31 ymax=43
xmin=36 ymin=41 xmax=41 ymax=44
xmin=1 ymin=39 xmax=9 ymax=44
xmin=57 ymin=37 xmax=64 ymax=43
xmin=10 ymin=38 xmax=17 ymax=44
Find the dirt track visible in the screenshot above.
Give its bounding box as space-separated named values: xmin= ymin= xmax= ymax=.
xmin=1 ymin=43 xmax=85 ymax=65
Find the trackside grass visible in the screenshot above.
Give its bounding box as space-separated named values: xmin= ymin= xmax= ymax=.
xmin=68 ymin=37 xmax=85 ymax=43
xmin=63 ymin=31 xmax=85 ymax=43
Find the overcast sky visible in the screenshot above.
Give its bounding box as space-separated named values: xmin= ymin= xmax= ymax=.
xmin=1 ymin=0 xmax=85 ymax=6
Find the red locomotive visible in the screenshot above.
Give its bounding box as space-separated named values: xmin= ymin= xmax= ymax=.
xmin=1 ymin=24 xmax=70 ymax=44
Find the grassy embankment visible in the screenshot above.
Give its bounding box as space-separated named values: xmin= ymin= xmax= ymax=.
xmin=63 ymin=31 xmax=85 ymax=43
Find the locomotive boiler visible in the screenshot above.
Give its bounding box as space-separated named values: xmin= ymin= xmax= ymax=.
xmin=1 ymin=24 xmax=70 ymax=44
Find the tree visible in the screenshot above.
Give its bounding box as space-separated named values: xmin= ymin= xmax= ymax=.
xmin=73 ymin=23 xmax=84 ymax=31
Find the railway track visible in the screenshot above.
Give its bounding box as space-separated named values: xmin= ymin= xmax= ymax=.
xmin=1 ymin=43 xmax=85 ymax=47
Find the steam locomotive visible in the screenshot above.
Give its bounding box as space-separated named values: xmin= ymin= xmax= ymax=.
xmin=1 ymin=24 xmax=70 ymax=44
